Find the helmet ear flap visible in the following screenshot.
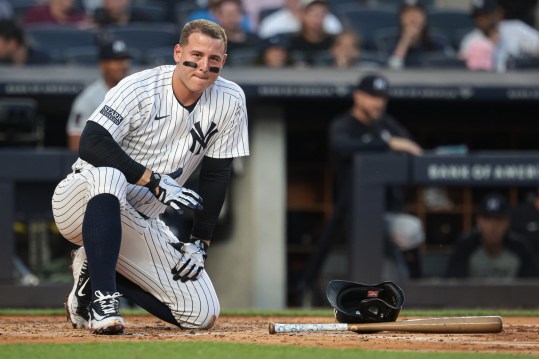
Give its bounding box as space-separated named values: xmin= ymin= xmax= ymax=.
xmin=326 ymin=280 xmax=405 ymax=324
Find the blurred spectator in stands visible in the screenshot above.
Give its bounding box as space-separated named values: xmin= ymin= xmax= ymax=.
xmin=288 ymin=0 xmax=336 ymax=66
xmin=0 ymin=18 xmax=52 ymax=65
xmin=313 ymin=30 xmax=384 ymax=69
xmin=243 ymin=0 xmax=283 ymax=29
xmin=187 ymin=0 xmax=252 ymax=32
xmin=387 ymin=0 xmax=454 ymax=69
xmin=92 ymin=0 xmax=158 ymax=29
xmin=258 ymin=0 xmax=341 ymax=39
xmin=445 ymin=193 xmax=538 ymax=279
xmin=93 ymin=0 xmax=131 ymax=27
xmin=0 ymin=0 xmax=13 ymax=19
xmin=24 ymin=0 xmax=88 ymax=27
xmin=329 ymin=73 xmax=424 ymax=279
xmin=81 ymin=0 xmax=102 ymax=17
xmin=498 ymin=0 xmax=537 ymax=28
xmin=459 ymin=0 xmax=539 ymax=72
xmin=66 ymin=38 xmax=130 ymax=151
xmin=214 ymin=0 xmax=259 ymax=53
xmin=254 ymin=33 xmax=294 ymax=67
xmin=510 ymin=188 xmax=539 ymax=259
xmin=329 ymin=30 xmax=361 ymax=69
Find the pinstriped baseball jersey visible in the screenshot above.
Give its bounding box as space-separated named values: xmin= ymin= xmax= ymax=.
xmin=52 ymin=63 xmax=248 ymax=329
xmin=72 ymin=65 xmax=249 ymax=219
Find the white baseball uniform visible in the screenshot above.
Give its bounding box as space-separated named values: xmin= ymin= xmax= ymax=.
xmin=66 ymin=78 xmax=109 ymax=137
xmin=52 ymin=65 xmax=249 ymax=328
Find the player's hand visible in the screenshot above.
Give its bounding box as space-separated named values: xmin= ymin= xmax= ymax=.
xmin=388 ymin=137 xmax=423 ymax=156
xmin=170 ymin=240 xmax=208 ymax=282
xmin=148 ymin=173 xmax=203 ymax=213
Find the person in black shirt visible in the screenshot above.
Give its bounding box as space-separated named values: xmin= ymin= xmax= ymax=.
xmin=289 ymin=0 xmax=336 ymax=66
xmin=330 ymin=73 xmax=424 ymax=279
xmin=446 ymin=193 xmax=538 ymax=279
xmin=330 ymin=73 xmax=423 ymax=201
xmin=510 ymin=188 xmax=539 ymax=259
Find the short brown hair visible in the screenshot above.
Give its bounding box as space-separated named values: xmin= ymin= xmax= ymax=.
xmin=179 ymin=19 xmax=228 ymax=53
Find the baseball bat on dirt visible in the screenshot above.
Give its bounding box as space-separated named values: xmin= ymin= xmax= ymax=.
xmin=269 ymin=316 xmax=503 ymax=334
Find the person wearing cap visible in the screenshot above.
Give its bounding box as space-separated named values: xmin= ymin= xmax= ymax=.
xmin=445 ymin=193 xmax=538 ymax=279
xmin=66 ymin=38 xmax=131 ymax=151
xmin=329 ymin=73 xmax=424 ymax=279
xmin=459 ymin=0 xmax=539 ymax=72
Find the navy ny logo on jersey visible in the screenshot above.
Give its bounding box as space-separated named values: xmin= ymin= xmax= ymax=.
xmin=190 ymin=122 xmax=218 ymax=155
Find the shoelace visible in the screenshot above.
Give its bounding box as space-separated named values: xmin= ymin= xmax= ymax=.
xmin=80 ymin=260 xmax=88 ymax=275
xmin=93 ymin=291 xmax=122 ymax=314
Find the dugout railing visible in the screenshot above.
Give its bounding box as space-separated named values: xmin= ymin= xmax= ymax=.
xmin=351 ymin=152 xmax=539 ymax=308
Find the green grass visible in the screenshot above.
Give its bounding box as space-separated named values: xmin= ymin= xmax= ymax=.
xmin=0 ymin=342 xmax=529 ymax=359
xmin=1 ymin=308 xmax=538 ymax=317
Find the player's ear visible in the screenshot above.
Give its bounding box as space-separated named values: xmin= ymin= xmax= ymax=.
xmin=173 ymin=44 xmax=182 ymax=64
xmin=222 ymin=53 xmax=227 ymax=67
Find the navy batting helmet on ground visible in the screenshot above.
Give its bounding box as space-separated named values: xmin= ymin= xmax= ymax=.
xmin=326 ymin=280 xmax=405 ymax=323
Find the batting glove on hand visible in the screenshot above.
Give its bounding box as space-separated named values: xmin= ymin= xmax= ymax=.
xmin=146 ymin=172 xmax=203 ymax=213
xmin=170 ymin=240 xmax=208 ymax=282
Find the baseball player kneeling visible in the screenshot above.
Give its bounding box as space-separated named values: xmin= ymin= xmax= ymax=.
xmin=52 ymin=19 xmax=249 ymax=334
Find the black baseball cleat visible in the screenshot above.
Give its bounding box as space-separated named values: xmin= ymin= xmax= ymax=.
xmin=89 ymin=290 xmax=125 ymax=335
xmin=65 ymin=247 xmax=92 ymax=329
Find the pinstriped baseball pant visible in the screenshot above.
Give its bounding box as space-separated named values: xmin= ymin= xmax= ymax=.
xmin=52 ymin=167 xmax=219 ymax=329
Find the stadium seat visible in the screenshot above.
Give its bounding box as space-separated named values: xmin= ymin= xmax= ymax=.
xmin=103 ymin=23 xmax=179 ymax=63
xmin=337 ymin=7 xmax=397 ymax=51
xmin=373 ymin=27 xmax=454 ymax=54
xmin=63 ymin=46 xmax=99 ymax=66
xmin=429 ymin=10 xmax=475 ymax=49
xmin=26 ymin=25 xmax=97 ymax=63
xmin=175 ymin=0 xmax=201 ymax=27
xmin=371 ymin=0 xmax=435 ymax=11
xmin=226 ymin=47 xmax=259 ymax=67
xmin=419 ymin=53 xmax=467 ymax=69
xmin=328 ymin=0 xmax=364 ymax=16
xmin=312 ymin=50 xmax=386 ymax=68
xmin=130 ymin=3 xmax=168 ymax=23
xmin=145 ymin=46 xmax=174 ymax=66
xmin=10 ymin=1 xmax=35 ymax=23
xmin=0 ymin=98 xmax=43 ymax=147
xmin=509 ymin=57 xmax=539 ymax=70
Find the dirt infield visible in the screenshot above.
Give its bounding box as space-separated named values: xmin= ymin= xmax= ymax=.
xmin=0 ymin=315 xmax=538 ymax=354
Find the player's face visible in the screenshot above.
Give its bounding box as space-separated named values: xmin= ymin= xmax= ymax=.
xmin=100 ymin=58 xmax=130 ymax=88
xmin=174 ymin=33 xmax=227 ymax=96
xmin=477 ymin=216 xmax=510 ymax=246
xmin=354 ymin=90 xmax=387 ymax=123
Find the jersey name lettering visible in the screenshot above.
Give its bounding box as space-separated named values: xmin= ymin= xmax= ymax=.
xmin=189 ymin=121 xmax=218 ymax=155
